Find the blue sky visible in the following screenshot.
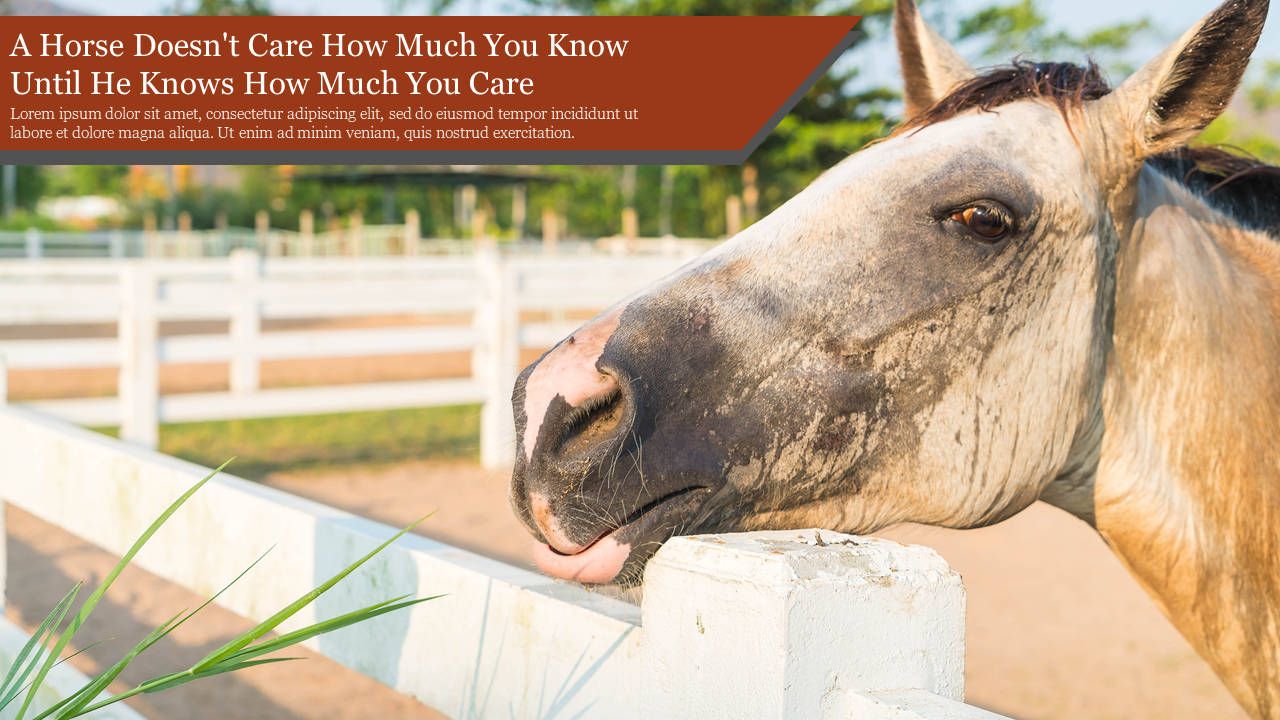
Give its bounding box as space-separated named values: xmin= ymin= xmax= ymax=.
xmin=60 ymin=0 xmax=1280 ymax=90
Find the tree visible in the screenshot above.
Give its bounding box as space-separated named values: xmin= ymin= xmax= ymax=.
xmin=528 ymin=0 xmax=901 ymax=227
xmin=956 ymin=0 xmax=1154 ymax=75
xmin=170 ymin=0 xmax=270 ymax=16
xmin=1247 ymin=60 xmax=1280 ymax=114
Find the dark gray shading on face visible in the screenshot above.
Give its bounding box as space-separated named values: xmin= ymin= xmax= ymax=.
xmin=509 ymin=150 xmax=1089 ymax=585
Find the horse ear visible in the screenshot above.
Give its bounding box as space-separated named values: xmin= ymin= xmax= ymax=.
xmin=894 ymin=0 xmax=977 ymax=118
xmin=1092 ymin=0 xmax=1268 ymax=170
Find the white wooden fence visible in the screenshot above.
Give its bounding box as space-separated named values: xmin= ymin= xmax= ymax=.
xmin=0 ymin=250 xmax=703 ymax=468
xmin=0 ymin=227 xmax=719 ymax=260
xmin=0 ymin=405 xmax=1010 ymax=720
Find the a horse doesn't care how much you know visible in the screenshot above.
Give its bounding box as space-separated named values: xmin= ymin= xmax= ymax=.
xmin=510 ymin=0 xmax=1280 ymax=715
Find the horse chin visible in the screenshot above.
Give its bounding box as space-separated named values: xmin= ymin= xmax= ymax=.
xmin=531 ymin=485 xmax=714 ymax=586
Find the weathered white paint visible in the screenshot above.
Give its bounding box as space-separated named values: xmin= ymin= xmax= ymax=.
xmin=229 ymin=249 xmax=262 ymax=395
xmin=0 ymin=406 xmax=1006 ymax=720
xmin=116 ymin=265 xmax=158 ymax=449
xmin=641 ymin=530 xmax=968 ymax=720
xmin=0 ymin=617 xmax=146 ymax=720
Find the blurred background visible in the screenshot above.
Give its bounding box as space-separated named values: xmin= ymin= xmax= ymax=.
xmin=1 ymin=0 xmax=1277 ymax=718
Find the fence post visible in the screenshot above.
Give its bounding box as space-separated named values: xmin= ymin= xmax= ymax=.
xmin=229 ymin=250 xmax=261 ymax=394
xmin=118 ymin=264 xmax=159 ymax=449
xmin=512 ymin=184 xmax=526 ymax=240
xmin=622 ymin=207 xmax=639 ymax=253
xmin=641 ymin=530 xmax=967 ymax=720
xmin=541 ymin=207 xmax=558 ymax=254
xmin=300 ymin=208 xmax=315 ymax=257
xmin=24 ymin=228 xmax=42 ymax=260
xmin=251 ymin=209 xmax=267 ymax=255
xmin=726 ymin=195 xmax=743 ymax=238
xmin=349 ymin=210 xmax=363 ymax=257
xmin=404 ymin=209 xmax=420 ymax=256
xmin=475 ymin=249 xmax=519 ymax=469
xmin=144 ymin=211 xmax=159 ymax=257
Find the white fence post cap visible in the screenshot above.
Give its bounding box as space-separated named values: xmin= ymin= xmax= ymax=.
xmin=641 ymin=529 xmax=966 ymax=720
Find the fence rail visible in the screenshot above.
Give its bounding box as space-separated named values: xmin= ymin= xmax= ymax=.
xmin=0 ymin=405 xmax=1010 ymax=720
xmin=0 ymin=227 xmax=720 ymax=261
xmin=0 ymin=251 xmax=702 ymax=467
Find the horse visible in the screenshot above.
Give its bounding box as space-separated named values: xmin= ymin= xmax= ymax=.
xmin=508 ymin=0 xmax=1280 ymax=714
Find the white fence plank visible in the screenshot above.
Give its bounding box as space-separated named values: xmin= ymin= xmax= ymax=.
xmin=230 ymin=249 xmax=262 ymax=394
xmin=0 ymin=327 xmax=478 ymax=370
xmin=23 ymin=379 xmax=486 ymax=426
xmin=0 ymin=406 xmax=641 ymax=720
xmin=117 ymin=265 xmax=158 ymax=449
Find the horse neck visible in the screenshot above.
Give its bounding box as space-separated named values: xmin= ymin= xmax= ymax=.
xmin=1096 ymin=165 xmax=1280 ymax=716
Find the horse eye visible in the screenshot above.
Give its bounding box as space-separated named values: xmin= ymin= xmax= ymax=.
xmin=949 ymin=205 xmax=1010 ymax=240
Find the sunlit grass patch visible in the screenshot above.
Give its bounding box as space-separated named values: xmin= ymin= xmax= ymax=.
xmin=92 ymin=404 xmax=481 ymax=480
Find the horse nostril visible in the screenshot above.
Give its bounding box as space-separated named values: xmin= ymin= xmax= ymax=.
xmin=559 ymin=387 xmax=626 ymax=456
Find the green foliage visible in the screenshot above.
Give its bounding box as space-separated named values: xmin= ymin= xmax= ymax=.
xmin=1195 ymin=114 xmax=1280 ymax=165
xmin=170 ymin=0 xmax=271 ymax=15
xmin=385 ymin=0 xmax=458 ymax=14
xmin=525 ymin=0 xmax=900 ymax=223
xmin=6 ymin=166 xmax=45 ymax=213
xmin=957 ymin=0 xmax=1154 ymax=73
xmin=0 ymin=461 xmax=434 ymax=719
xmin=44 ymin=166 xmax=129 ymax=198
xmin=1247 ymin=60 xmax=1280 ymax=113
xmin=538 ymin=0 xmax=879 ymax=17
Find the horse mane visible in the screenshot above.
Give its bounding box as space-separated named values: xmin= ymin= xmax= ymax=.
xmin=888 ymin=59 xmax=1280 ymax=240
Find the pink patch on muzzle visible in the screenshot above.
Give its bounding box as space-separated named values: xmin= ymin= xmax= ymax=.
xmin=532 ymin=536 xmax=631 ymax=584
xmin=521 ymin=304 xmax=628 ymax=460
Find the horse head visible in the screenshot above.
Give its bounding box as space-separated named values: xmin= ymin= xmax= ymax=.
xmin=509 ymin=0 xmax=1270 ymax=588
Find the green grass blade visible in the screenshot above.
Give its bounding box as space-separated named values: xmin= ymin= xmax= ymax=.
xmin=76 ymin=657 xmax=301 ymax=715
xmin=32 ymin=610 xmax=188 ymax=720
xmin=15 ymin=459 xmax=233 ymax=720
xmin=191 ymin=513 xmax=432 ymax=674
xmin=3 ymin=636 xmax=116 ymax=718
xmin=0 ymin=585 xmax=79 ymax=711
xmin=138 ymin=658 xmax=302 ymax=695
xmin=219 ymin=596 xmax=438 ymax=667
xmin=155 ymin=545 xmax=274 ymax=641
xmin=39 ymin=546 xmax=276 ymax=719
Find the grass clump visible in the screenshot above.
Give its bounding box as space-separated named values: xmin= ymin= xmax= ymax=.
xmin=93 ymin=404 xmax=481 ymax=480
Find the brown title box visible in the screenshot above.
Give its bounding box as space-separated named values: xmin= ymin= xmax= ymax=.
xmin=1 ymin=16 xmax=859 ymax=161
